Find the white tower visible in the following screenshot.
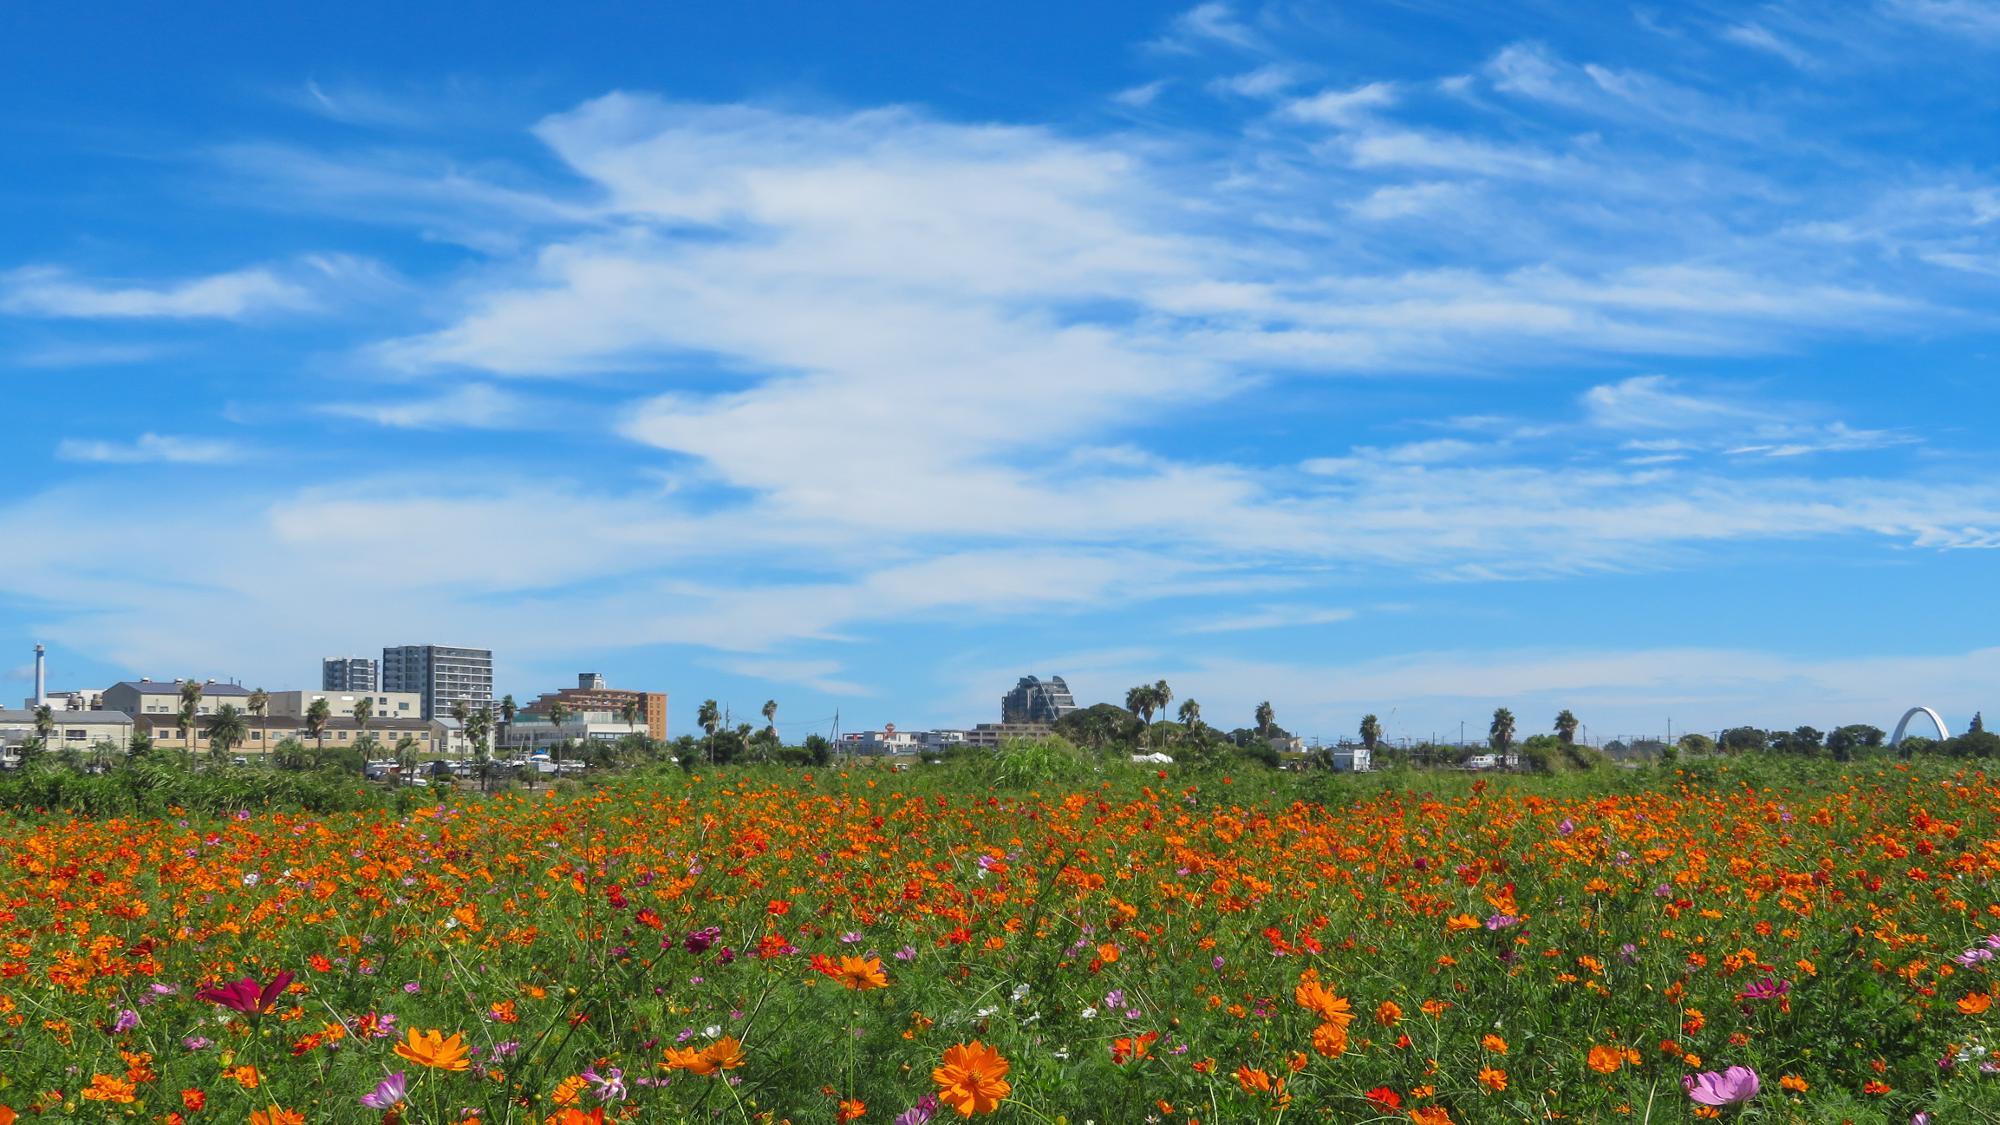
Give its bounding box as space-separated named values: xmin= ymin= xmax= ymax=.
xmin=33 ymin=644 xmax=46 ymax=707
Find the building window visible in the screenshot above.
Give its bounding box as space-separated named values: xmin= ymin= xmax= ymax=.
xmin=65 ymin=729 xmax=87 ymax=741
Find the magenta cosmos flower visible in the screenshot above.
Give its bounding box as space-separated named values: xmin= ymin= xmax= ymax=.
xmin=194 ymin=969 xmax=295 ymax=1015
xmin=360 ymin=1071 xmax=408 ymax=1110
xmin=1683 ymin=1066 xmax=1759 ymax=1106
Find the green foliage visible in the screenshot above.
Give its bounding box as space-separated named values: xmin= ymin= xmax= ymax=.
xmin=982 ymin=735 xmax=1093 ymax=788
xmin=1053 ymin=703 xmax=1144 ymax=751
xmin=0 ymin=748 xmax=384 ymax=816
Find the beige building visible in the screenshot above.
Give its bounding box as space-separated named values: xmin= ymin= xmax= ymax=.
xmin=265 ymin=689 xmax=422 ymax=721
xmin=0 ymin=709 xmax=134 ymax=765
xmin=103 ymin=679 xmax=255 ymax=718
xmin=140 ymin=713 xmax=452 ymax=758
xmin=961 ymin=722 xmax=1054 ymax=748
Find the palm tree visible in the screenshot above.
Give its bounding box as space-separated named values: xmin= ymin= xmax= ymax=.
xmin=469 ymin=707 xmax=492 ymax=792
xmin=353 ymin=695 xmax=373 ymax=746
xmin=1490 ymin=708 xmax=1516 ymax=755
xmin=1554 ymin=709 xmax=1579 ymax=745
xmin=450 ymin=699 xmax=471 ymax=761
xmin=623 ymin=699 xmax=643 ymax=738
xmin=1359 ymin=714 xmax=1381 ymax=752
xmin=697 ymin=699 xmax=720 ymax=764
xmin=394 ymin=734 xmax=419 ymax=780
xmin=1153 ymin=681 xmax=1173 ymax=727
xmin=500 ymin=694 xmax=517 ymax=746
xmin=178 ymin=679 xmax=204 ymax=763
xmin=305 ymin=697 xmax=332 ymax=753
xmin=1178 ymin=698 xmax=1202 ymax=729
xmin=1255 ymin=701 xmax=1276 ymax=738
xmin=1125 ymin=685 xmax=1160 ymax=725
xmin=32 ymin=704 xmax=54 ymax=744
xmin=760 ymin=698 xmax=777 ymax=736
xmin=546 ymin=701 xmax=571 ymax=772
xmin=208 ymin=704 xmax=248 ymax=764
xmin=247 ymin=688 xmax=269 ymax=719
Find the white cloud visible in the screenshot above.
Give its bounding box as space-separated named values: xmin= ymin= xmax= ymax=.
xmin=1183 ymin=605 xmax=1357 ymax=633
xmin=710 ymin=657 xmax=872 ymax=696
xmin=1721 ymin=24 xmax=1817 ymax=69
xmin=1483 ymin=42 xmax=1772 ymax=138
xmin=55 ymin=433 xmax=243 ymax=464
xmin=1 ymin=265 xmax=313 ymax=319
xmin=1149 ymin=2 xmax=1265 ymax=53
xmin=1582 ymin=374 xmax=1756 ymax=429
xmin=1885 ymin=0 xmax=2000 ymax=41
xmin=1210 ymin=64 xmax=1302 ymax=99
xmin=1583 ymin=375 xmax=1916 ymax=457
xmin=1112 ymin=79 xmax=1171 ymax=108
xmin=1281 ymin=81 xmax=1398 ymax=126
xmin=322 ymin=384 xmax=534 ymax=429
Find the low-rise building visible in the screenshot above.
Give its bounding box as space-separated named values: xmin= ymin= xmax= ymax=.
xmin=28 ymin=688 xmax=104 ymax=711
xmin=139 ymin=713 xmax=452 ymax=758
xmin=265 ymin=689 xmax=423 ymax=721
xmin=0 ymin=709 xmax=134 ymax=765
xmin=961 ymin=722 xmax=1053 ymax=748
xmin=102 ymin=679 xmax=254 ymax=718
xmin=500 ymin=709 xmax=637 ymax=752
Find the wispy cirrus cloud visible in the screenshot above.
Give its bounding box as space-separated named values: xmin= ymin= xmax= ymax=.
xmin=322 ymin=384 xmax=535 ymax=430
xmin=55 ymin=433 xmax=243 ymax=464
xmin=1 ymin=265 xmax=311 ymax=320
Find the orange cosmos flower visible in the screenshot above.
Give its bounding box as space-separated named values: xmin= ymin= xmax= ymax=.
xmin=81 ymin=1075 xmax=136 ymax=1103
xmin=1295 ymin=979 xmax=1354 ymax=1027
xmin=1375 ymin=999 xmax=1403 ymax=1026
xmin=1410 ymin=1107 xmax=1455 ymax=1125
xmin=1779 ymin=1074 xmax=1808 ymax=1092
xmin=394 ymin=1027 xmax=471 ymax=1072
xmin=1587 ymin=1045 xmax=1628 ymax=1074
xmin=1477 ymin=1066 xmax=1508 ymax=1093
xmin=666 ymin=1036 xmax=746 ymax=1076
xmin=1110 ymin=1031 xmax=1159 ymax=1064
xmin=932 ymin=1041 xmax=1010 ymax=1116
xmin=249 ymin=1109 xmax=304 ymax=1125
xmin=1482 ymin=1034 xmax=1508 ymax=1054
xmin=1234 ymin=1066 xmax=1275 ymax=1094
xmin=836 ymin=1098 xmax=867 ymax=1122
xmin=1958 ymin=993 xmax=1992 ymax=1015
xmin=1311 ymin=1021 xmax=1349 ymax=1058
xmin=835 ymin=955 xmax=889 ymax=991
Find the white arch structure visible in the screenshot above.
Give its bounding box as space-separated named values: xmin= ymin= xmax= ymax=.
xmin=1890 ymin=706 xmax=1950 ymax=746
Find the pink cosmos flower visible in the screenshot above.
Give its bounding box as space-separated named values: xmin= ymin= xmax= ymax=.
xmin=1683 ymin=1065 xmax=1759 ymax=1106
xmin=1736 ymin=977 xmax=1791 ymax=1001
xmin=360 ymin=1071 xmax=408 ymax=1110
xmin=195 ymin=969 xmax=295 ymax=1015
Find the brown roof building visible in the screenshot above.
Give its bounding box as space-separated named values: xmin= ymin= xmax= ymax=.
xmin=521 ymin=673 xmax=667 ymax=742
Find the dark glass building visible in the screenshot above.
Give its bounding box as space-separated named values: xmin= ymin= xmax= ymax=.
xmin=1001 ymin=675 xmax=1077 ymax=725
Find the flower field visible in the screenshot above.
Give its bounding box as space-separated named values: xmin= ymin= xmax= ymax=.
xmin=8 ymin=760 xmax=2000 ymax=1122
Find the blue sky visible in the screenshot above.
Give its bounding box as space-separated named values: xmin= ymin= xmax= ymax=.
xmin=4 ymin=0 xmax=1999 ymax=746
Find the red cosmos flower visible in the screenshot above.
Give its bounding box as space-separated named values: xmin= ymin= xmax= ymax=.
xmin=195 ymin=970 xmax=294 ymax=1015
xmin=1364 ymin=1086 xmax=1403 ymax=1111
